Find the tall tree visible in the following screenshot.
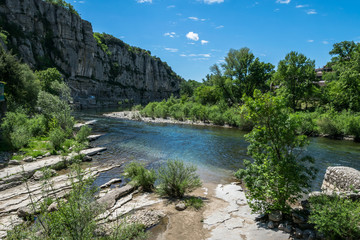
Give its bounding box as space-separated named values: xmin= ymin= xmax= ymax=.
xmin=236 ymin=90 xmax=317 ymax=214
xmin=324 ymin=41 xmax=360 ymax=111
xmin=273 ymin=51 xmax=316 ymax=110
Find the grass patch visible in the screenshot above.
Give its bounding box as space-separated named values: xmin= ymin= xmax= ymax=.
xmin=185 ymin=197 xmax=204 ymax=210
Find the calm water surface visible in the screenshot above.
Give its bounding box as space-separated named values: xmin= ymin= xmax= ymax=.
xmin=76 ymin=109 xmax=360 ymax=190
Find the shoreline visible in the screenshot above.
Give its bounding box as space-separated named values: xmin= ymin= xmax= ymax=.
xmin=103 ymin=111 xmax=235 ymax=128
xmin=103 ymin=111 xmax=357 ymax=141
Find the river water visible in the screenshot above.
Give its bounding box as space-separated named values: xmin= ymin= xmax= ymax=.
xmin=76 ymin=109 xmax=360 ymax=190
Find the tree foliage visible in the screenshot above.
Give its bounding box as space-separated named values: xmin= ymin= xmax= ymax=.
xmin=272 ymin=51 xmax=317 ymax=110
xmin=235 ymin=90 xmax=317 ymax=214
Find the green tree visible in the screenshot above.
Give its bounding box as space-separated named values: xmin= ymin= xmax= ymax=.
xmin=180 ymin=79 xmax=202 ymax=98
xmin=235 ymin=90 xmax=317 ymax=214
xmin=206 ymin=48 xmax=274 ymax=105
xmin=35 ymin=68 xmax=63 ymax=94
xmin=324 ymin=41 xmax=360 ymax=111
xmin=273 ymin=51 xmax=316 ymax=110
xmin=0 ymin=48 xmax=40 ymax=111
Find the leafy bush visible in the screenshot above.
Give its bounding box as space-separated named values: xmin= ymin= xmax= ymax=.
xmin=109 ymin=221 xmax=147 ymax=240
xmin=132 ymin=104 xmax=143 ymax=111
xmin=154 ymin=101 xmax=169 ymax=118
xmin=49 ymin=127 xmax=65 ymax=150
xmin=75 ymin=125 xmax=91 ymax=143
xmin=309 ymin=194 xmax=360 ymax=240
xmin=140 ymin=102 xmax=158 ymax=117
xmin=28 ymin=114 xmax=47 ymax=137
xmin=157 ymin=160 xmax=202 ymax=198
xmin=208 ymin=105 xmax=225 ymax=125
xmin=123 ymin=162 xmax=156 ymax=192
xmin=317 ymin=111 xmax=343 ymax=137
xmin=10 ymin=125 xmax=32 ymax=149
xmin=185 ymin=197 xmax=204 ymax=210
xmin=291 ymin=111 xmax=318 ymax=136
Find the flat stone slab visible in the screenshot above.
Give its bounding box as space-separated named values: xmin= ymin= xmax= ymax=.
xmin=74 ymin=120 xmax=97 ymax=128
xmin=80 ymin=147 xmax=107 ymax=156
xmin=204 ymin=183 xmax=290 ymax=240
xmin=87 ymin=134 xmax=103 ymax=141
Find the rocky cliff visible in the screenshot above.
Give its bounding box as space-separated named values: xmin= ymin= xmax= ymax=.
xmin=0 ymin=0 xmax=181 ymax=107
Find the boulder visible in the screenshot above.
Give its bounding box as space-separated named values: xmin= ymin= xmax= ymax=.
xmin=284 ymin=224 xmax=292 ymax=233
xmin=44 ymin=152 xmax=51 ymax=157
xmin=175 ymin=202 xmax=187 ymax=211
xmin=17 ymin=206 xmax=33 ymax=219
xmin=267 ymin=221 xmax=275 ymax=229
xmin=23 ymin=156 xmax=35 ymax=162
xmin=8 ymin=160 xmax=21 ymax=165
xmin=83 ymin=156 xmax=93 ymax=162
xmin=292 ymin=211 xmax=307 ymax=224
xmin=278 ymin=223 xmax=285 ymax=231
xmin=295 ymin=228 xmax=303 ymax=238
xmin=47 ymin=202 xmax=58 ymax=212
xmin=303 ymin=229 xmax=316 ymax=240
xmin=268 ymin=211 xmax=282 ymax=222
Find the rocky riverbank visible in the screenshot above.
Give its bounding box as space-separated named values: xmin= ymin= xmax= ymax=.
xmin=104 ymin=111 xmax=233 ymax=128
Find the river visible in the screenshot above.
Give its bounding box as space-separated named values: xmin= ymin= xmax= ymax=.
xmin=76 ymin=109 xmax=360 ymax=190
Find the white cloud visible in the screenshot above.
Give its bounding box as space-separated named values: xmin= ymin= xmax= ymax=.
xmin=204 ymin=0 xmax=224 ymax=4
xmin=164 ymin=32 xmax=176 ymax=38
xmin=276 ymin=0 xmax=290 ymax=4
xmin=307 ymin=9 xmax=317 ymax=14
xmin=137 ymin=0 xmax=152 ymax=3
xmin=186 ymin=32 xmax=200 ymax=41
xmin=201 ymin=40 xmax=209 ymax=45
xmin=188 ymin=17 xmax=206 ymax=21
xmin=181 ymin=53 xmax=211 ymax=58
xmin=307 ymin=39 xmax=314 ymax=43
xmin=164 ymin=48 xmax=178 ymax=53
xmin=296 ymin=4 xmax=308 ymax=8
xmin=322 ymin=41 xmax=329 ymax=45
xmin=215 ymin=25 xmax=224 ymax=29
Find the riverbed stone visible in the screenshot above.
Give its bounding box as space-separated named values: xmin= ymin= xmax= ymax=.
xmin=303 ymin=229 xmax=316 ymax=240
xmin=8 ymin=160 xmax=21 ymax=166
xmin=269 ymin=211 xmax=282 ymax=222
xmin=47 ymin=202 xmax=58 ymax=212
xmin=284 ymin=224 xmax=292 ymax=233
xmin=83 ymin=155 xmax=93 ymax=162
xmin=17 ymin=207 xmax=33 ymax=219
xmin=100 ymin=178 xmax=122 ymax=189
xmin=295 ymin=228 xmax=303 ymax=238
xmin=267 ymin=221 xmax=275 ymax=229
xmin=23 ymin=156 xmax=35 ymax=162
xmin=278 ymin=223 xmax=285 ymax=231
xmin=175 ymin=202 xmax=187 ymax=211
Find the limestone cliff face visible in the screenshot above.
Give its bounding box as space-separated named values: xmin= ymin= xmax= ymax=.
xmin=0 ymin=0 xmax=181 ymax=107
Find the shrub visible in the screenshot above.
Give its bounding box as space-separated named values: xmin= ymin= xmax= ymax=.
xmin=10 ymin=125 xmax=32 ymax=149
xmin=309 ymin=194 xmax=360 ymax=240
xmin=132 ymin=104 xmax=143 ymax=111
xmin=157 ymin=160 xmax=202 ymax=198
xmin=140 ymin=102 xmax=157 ymax=117
xmin=317 ymin=111 xmax=343 ymax=137
xmin=291 ymin=112 xmax=318 ymax=136
xmin=185 ymin=197 xmax=204 ymax=210
xmin=75 ymin=125 xmax=92 ymax=143
xmin=208 ymin=106 xmax=225 ymax=125
xmin=153 ymin=101 xmax=169 ymax=118
xmin=49 ymin=127 xmax=65 ymax=150
xmin=28 ymin=114 xmax=47 ymax=137
xmin=123 ymin=162 xmax=156 ymax=192
xmin=109 ymin=221 xmax=147 ymax=240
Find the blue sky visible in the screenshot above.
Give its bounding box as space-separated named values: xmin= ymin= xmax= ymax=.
xmin=72 ymin=0 xmax=360 ymax=82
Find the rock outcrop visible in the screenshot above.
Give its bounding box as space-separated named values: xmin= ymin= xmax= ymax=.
xmin=321 ymin=166 xmax=360 ymax=192
xmin=0 ymin=0 xmax=181 ymax=108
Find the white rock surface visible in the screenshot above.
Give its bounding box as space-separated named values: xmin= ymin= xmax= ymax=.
xmin=204 ymin=183 xmax=290 ymax=240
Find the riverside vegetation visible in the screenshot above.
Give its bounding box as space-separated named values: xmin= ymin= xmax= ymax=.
xmin=0 ymin=47 xmax=91 ymax=159
xmin=135 ymin=41 xmax=360 ymax=240
xmin=139 ymin=41 xmax=360 ymax=141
